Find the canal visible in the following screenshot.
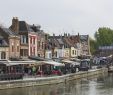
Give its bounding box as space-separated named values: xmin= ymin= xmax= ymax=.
xmin=0 ymin=73 xmax=112 ymax=95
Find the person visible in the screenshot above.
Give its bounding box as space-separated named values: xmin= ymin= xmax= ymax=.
xmin=32 ymin=66 xmax=36 ymax=75
xmin=28 ymin=68 xmax=32 ymax=75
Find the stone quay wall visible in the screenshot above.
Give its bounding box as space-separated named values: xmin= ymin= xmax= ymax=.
xmin=0 ymin=68 xmax=108 ymax=90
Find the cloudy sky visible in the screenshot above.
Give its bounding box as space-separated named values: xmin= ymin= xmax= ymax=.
xmin=0 ymin=0 xmax=113 ymax=38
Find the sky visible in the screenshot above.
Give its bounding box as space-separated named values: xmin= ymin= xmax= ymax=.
xmin=0 ymin=0 xmax=113 ymax=38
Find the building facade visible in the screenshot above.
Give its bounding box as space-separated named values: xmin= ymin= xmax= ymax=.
xmin=10 ymin=17 xmax=29 ymax=58
xmin=10 ymin=17 xmax=45 ymax=58
xmin=80 ymin=35 xmax=91 ymax=56
xmin=0 ymin=47 xmax=9 ymax=60
xmin=70 ymin=47 xmax=77 ymax=58
xmin=37 ymin=34 xmax=45 ymax=57
xmin=0 ymin=26 xmax=20 ymax=60
xmin=9 ymin=36 xmax=20 ymax=59
xmin=28 ymin=32 xmax=37 ymax=56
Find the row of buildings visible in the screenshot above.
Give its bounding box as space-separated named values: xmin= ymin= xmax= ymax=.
xmin=0 ymin=17 xmax=91 ymax=61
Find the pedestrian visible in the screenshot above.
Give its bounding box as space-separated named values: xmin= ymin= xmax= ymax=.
xmin=32 ymin=66 xmax=36 ymax=75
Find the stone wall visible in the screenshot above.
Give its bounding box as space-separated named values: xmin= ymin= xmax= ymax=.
xmin=0 ymin=68 xmax=108 ymax=90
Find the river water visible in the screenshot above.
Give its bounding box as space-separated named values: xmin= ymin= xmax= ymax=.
xmin=0 ymin=73 xmax=113 ymax=95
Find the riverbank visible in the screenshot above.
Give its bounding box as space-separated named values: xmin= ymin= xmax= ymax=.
xmin=0 ymin=68 xmax=108 ymax=90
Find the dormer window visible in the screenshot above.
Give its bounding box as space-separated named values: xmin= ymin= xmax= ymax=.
xmin=64 ymin=44 xmax=68 ymax=48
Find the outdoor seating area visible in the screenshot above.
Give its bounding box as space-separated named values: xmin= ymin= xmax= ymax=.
xmin=0 ymin=58 xmax=94 ymax=81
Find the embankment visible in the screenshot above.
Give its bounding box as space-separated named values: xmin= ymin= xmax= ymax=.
xmin=0 ymin=68 xmax=108 ymax=90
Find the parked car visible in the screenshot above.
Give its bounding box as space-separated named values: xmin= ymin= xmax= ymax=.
xmin=79 ymin=59 xmax=91 ymax=71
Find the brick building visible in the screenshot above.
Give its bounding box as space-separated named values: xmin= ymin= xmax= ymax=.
xmin=10 ymin=17 xmax=45 ymax=58
xmin=0 ymin=27 xmax=20 ymax=60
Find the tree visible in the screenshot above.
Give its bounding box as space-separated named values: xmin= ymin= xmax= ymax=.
xmin=90 ymin=38 xmax=97 ymax=55
xmin=90 ymin=27 xmax=113 ymax=55
xmin=95 ymin=27 xmax=113 ymax=46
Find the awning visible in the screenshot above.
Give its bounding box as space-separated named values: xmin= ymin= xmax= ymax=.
xmin=41 ymin=61 xmax=65 ymax=66
xmin=73 ymin=62 xmax=80 ymax=65
xmin=62 ymin=60 xmax=80 ymax=65
xmin=35 ymin=61 xmax=46 ymax=65
xmin=62 ymin=60 xmax=75 ymax=64
xmin=29 ymin=56 xmax=47 ymax=61
xmin=7 ymin=60 xmax=36 ymax=66
xmin=0 ymin=60 xmax=8 ymax=66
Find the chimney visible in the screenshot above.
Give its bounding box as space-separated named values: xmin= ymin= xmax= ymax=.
xmin=77 ymin=32 xmax=80 ymax=42
xmin=64 ymin=33 xmax=66 ymax=37
xmin=78 ymin=32 xmax=80 ymax=37
xmin=53 ymin=33 xmax=55 ymax=36
xmin=45 ymin=34 xmax=49 ymax=40
xmin=68 ymin=33 xmax=70 ymax=37
xmin=11 ymin=17 xmax=19 ymax=32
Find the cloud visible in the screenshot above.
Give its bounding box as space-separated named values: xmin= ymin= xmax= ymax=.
xmin=0 ymin=0 xmax=113 ymax=38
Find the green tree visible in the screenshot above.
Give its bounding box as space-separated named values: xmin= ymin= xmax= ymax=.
xmin=95 ymin=27 xmax=113 ymax=46
xmin=90 ymin=27 xmax=113 ymax=55
xmin=90 ymin=38 xmax=97 ymax=55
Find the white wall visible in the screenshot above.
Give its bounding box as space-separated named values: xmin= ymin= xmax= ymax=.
xmin=45 ymin=50 xmax=52 ymax=59
xmin=58 ymin=49 xmax=64 ymax=58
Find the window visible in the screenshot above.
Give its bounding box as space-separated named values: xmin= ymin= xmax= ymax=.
xmin=48 ymin=46 xmax=49 ymax=49
xmin=12 ymin=46 xmax=14 ymax=52
xmin=72 ymin=50 xmax=74 ymax=55
xmin=0 ymin=40 xmax=3 ymax=45
xmin=20 ymin=49 xmax=23 ymax=56
xmin=38 ymin=54 xmax=40 ymax=57
xmin=55 ymin=51 xmax=57 ymax=57
xmin=33 ymin=47 xmax=35 ymax=55
xmin=21 ymin=35 xmax=27 ymax=44
xmin=30 ymin=47 xmax=32 ymax=56
xmin=38 ymin=41 xmax=40 ymax=48
xmin=23 ymin=35 xmax=27 ymax=43
xmin=24 ymin=49 xmax=28 ymax=56
xmin=49 ymin=53 xmax=52 ymax=58
xmin=20 ymin=35 xmax=23 ymax=44
xmin=1 ymin=52 xmax=6 ymax=59
xmin=33 ymin=37 xmax=35 ymax=44
xmin=20 ymin=49 xmax=28 ymax=56
xmin=75 ymin=50 xmax=76 ymax=55
xmin=64 ymin=44 xmax=68 ymax=48
xmin=30 ymin=37 xmax=32 ymax=44
xmin=42 ymin=42 xmax=44 ymax=49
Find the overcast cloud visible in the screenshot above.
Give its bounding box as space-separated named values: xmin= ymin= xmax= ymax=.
xmin=0 ymin=0 xmax=113 ymax=38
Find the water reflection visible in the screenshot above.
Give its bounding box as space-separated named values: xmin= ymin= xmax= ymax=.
xmin=0 ymin=73 xmax=113 ymax=95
